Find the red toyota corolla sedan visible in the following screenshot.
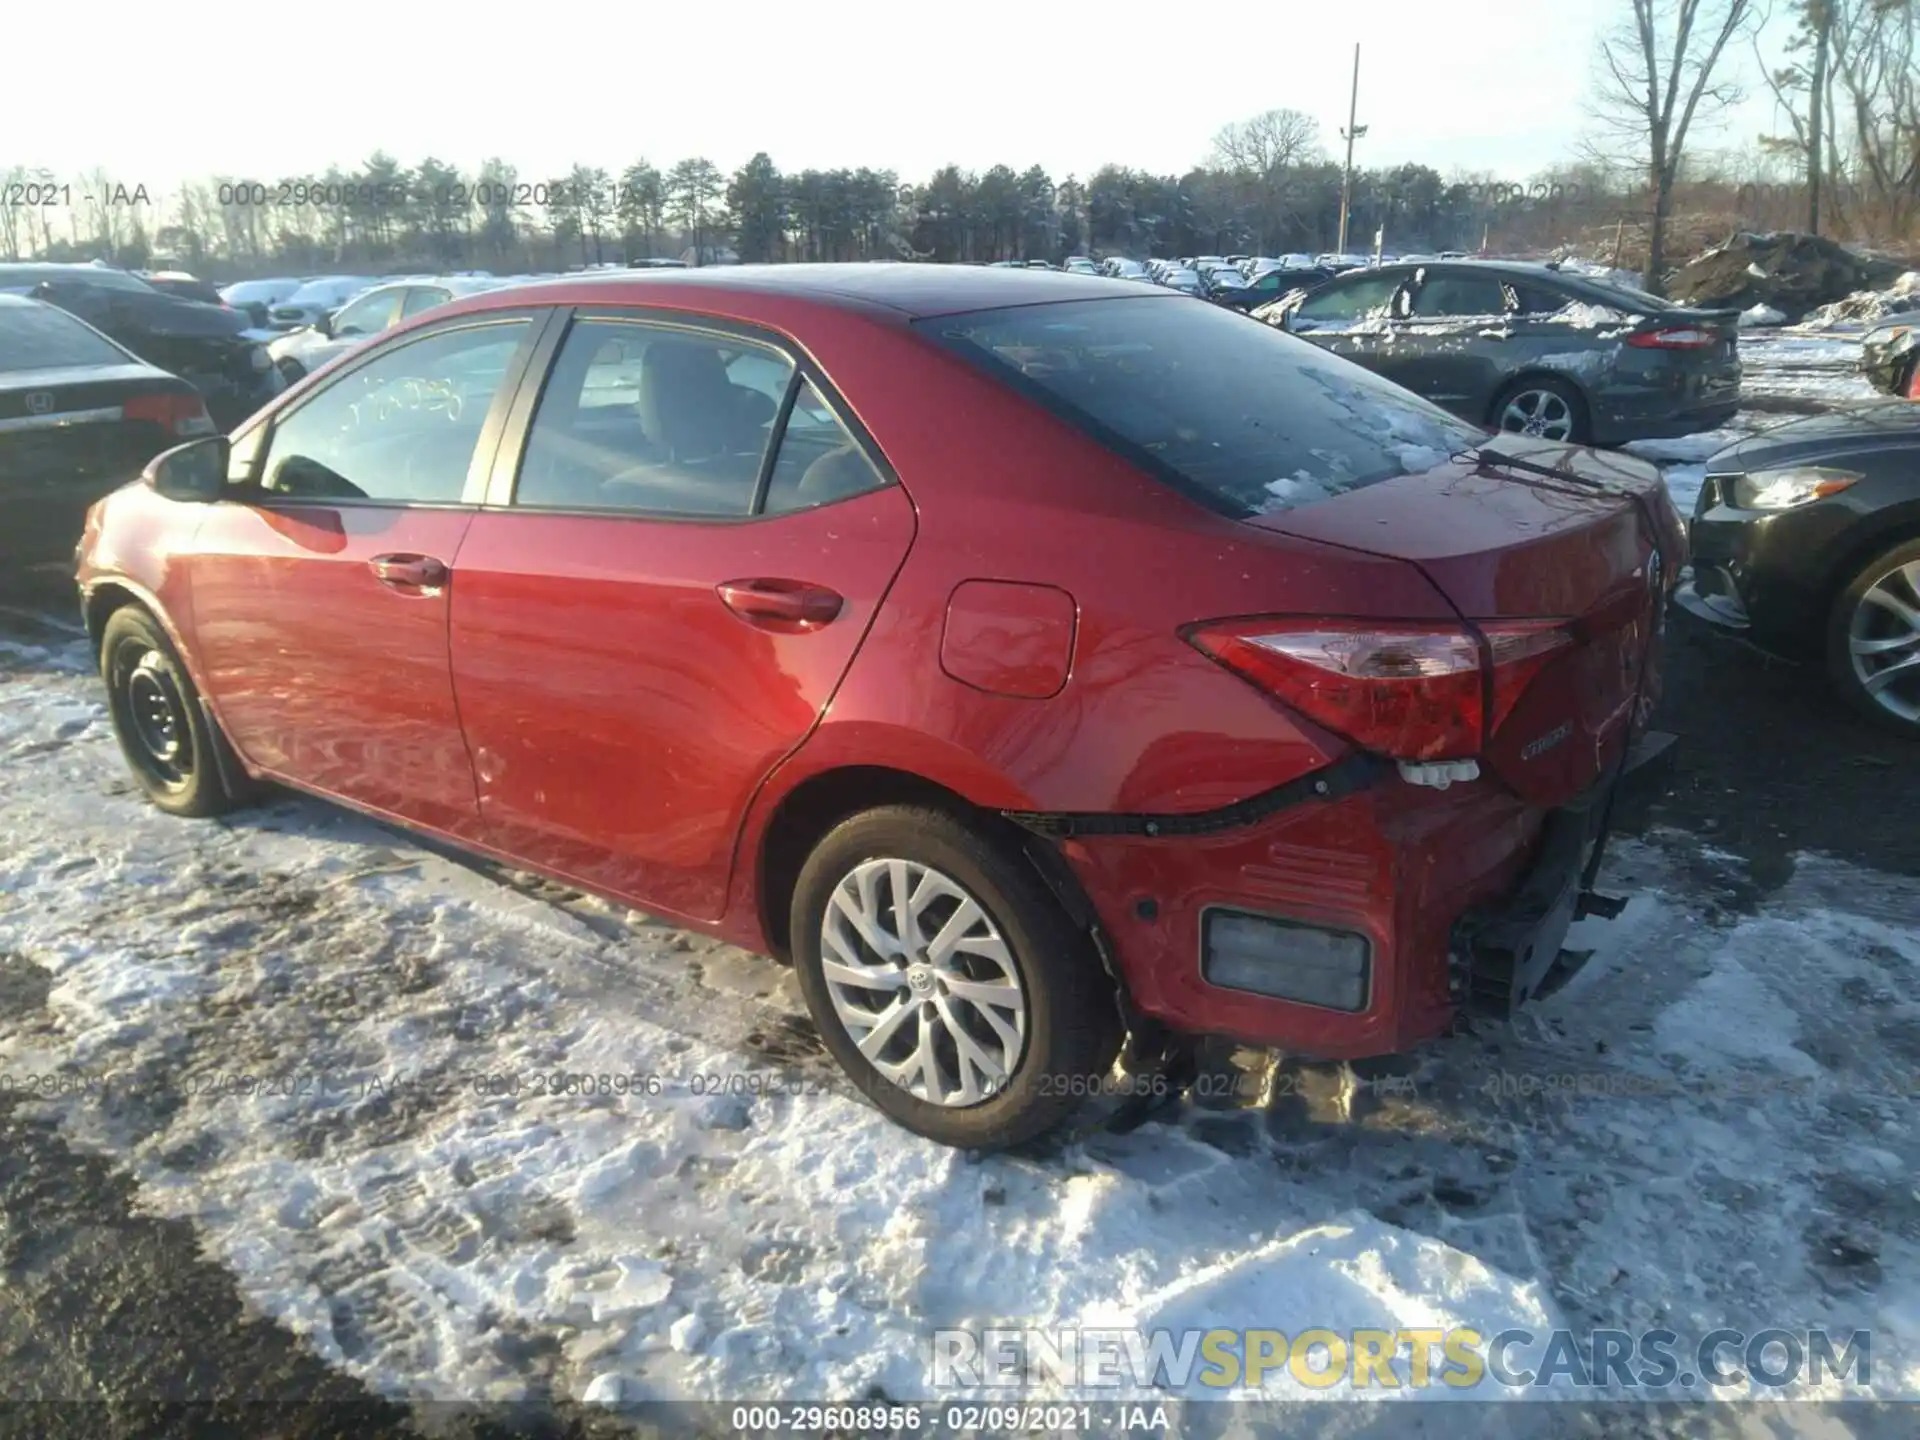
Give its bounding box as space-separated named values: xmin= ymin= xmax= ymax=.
xmin=74 ymin=265 xmax=1681 ymax=1148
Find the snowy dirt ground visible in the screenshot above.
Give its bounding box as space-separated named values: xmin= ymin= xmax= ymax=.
xmin=0 ymin=329 xmax=1915 ymax=1438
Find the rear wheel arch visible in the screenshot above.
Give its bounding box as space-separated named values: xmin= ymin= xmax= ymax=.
xmin=754 ymin=764 xmax=1107 ymax=971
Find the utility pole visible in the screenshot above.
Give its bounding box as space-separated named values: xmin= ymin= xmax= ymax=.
xmin=1336 ymin=42 xmax=1367 ymax=254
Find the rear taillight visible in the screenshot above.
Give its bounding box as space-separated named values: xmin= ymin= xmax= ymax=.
xmin=124 ymin=391 xmax=216 ymax=437
xmin=1188 ymin=619 xmax=1574 ymax=762
xmin=1626 ymin=327 xmax=1719 ymax=350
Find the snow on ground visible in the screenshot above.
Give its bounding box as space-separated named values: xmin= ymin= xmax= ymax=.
xmin=2 ymin=621 xmax=1917 ymax=1426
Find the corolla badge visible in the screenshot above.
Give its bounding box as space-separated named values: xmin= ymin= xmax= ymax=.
xmin=1521 ymin=721 xmax=1573 ymax=761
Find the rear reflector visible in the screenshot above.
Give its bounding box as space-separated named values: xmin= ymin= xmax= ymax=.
xmin=1202 ymin=908 xmax=1371 ymax=1011
xmin=1188 ymin=618 xmax=1574 ymax=762
xmin=124 ymin=391 xmax=216 ymax=436
xmin=1626 ymin=327 xmax=1719 ymax=350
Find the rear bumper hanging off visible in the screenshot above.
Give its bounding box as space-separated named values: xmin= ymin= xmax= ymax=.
xmin=1448 ymin=729 xmax=1678 ymax=1016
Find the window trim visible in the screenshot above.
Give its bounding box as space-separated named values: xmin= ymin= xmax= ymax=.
xmin=233 ymin=309 xmax=550 ymax=512
xmin=480 ymin=305 xmax=898 ymax=523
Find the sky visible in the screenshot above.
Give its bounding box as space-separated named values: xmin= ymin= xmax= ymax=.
xmin=5 ymin=0 xmax=1797 ymax=197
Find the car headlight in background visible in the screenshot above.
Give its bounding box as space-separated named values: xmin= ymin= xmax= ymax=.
xmin=1730 ymin=466 xmax=1861 ymax=510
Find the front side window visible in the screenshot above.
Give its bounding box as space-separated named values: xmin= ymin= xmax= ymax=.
xmin=513 ymin=318 xmax=789 ymax=515
xmin=924 ymin=295 xmax=1483 ymax=518
xmin=256 ymin=320 xmax=530 ymax=503
xmin=332 ymin=289 xmax=404 ymax=337
xmin=1292 ymin=273 xmax=1401 ymax=327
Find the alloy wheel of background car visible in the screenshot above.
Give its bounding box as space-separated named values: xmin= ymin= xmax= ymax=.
xmin=1497 ymin=386 xmax=1579 ymax=443
xmin=1835 ymin=546 xmax=1920 ymax=734
xmin=99 ymin=606 xmax=247 ymax=817
xmin=789 ymin=804 xmax=1121 ymax=1149
xmin=819 ymin=857 xmax=1029 ymax=1107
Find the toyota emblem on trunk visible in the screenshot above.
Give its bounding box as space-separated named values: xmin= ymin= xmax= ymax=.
xmin=24 ymin=391 xmax=53 ymax=415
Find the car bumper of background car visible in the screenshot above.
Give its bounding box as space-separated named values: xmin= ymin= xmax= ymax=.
xmin=1058 ymin=759 xmax=1662 ymax=1061
xmin=1678 ymin=495 xmax=1851 ymax=655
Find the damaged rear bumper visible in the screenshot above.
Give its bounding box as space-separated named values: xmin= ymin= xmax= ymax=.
xmin=1449 ymin=729 xmax=1678 ymax=1015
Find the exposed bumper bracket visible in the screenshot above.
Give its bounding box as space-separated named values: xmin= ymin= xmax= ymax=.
xmin=1450 ymin=728 xmax=1677 ymax=1016
xmin=1001 ymin=750 xmax=1390 ymax=841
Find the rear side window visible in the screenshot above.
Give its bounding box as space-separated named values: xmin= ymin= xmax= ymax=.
xmin=514 ymin=318 xmax=788 ymax=516
xmin=0 ymin=303 xmax=128 ymax=371
xmin=922 ymin=295 xmax=1483 ymax=518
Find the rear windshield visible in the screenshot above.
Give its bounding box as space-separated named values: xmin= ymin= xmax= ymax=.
xmin=0 ymin=304 xmax=128 ymax=372
xmin=920 ymin=295 xmax=1484 ymax=517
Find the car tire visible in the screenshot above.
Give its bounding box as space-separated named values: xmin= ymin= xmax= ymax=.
xmin=790 ymin=804 xmax=1122 ymax=1149
xmin=100 ymin=605 xmax=252 ymax=816
xmin=1825 ymin=537 xmax=1920 ymax=739
xmin=1490 ymin=376 xmax=1590 ymax=445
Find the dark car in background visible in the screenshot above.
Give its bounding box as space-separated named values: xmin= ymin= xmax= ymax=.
xmin=1257 ymin=260 xmax=1743 ymax=446
xmin=1677 ymin=401 xmax=1920 ymax=737
xmin=220 ymin=277 xmax=304 ymax=328
xmin=138 ymin=271 xmax=228 ymax=309
xmin=1214 ymin=265 xmax=1336 ymax=312
xmin=1860 ymin=311 xmax=1920 ymax=398
xmin=266 ymin=275 xmax=377 ymax=331
xmin=0 ymin=264 xmax=282 ymax=430
xmin=0 ymin=295 xmax=215 ymax=576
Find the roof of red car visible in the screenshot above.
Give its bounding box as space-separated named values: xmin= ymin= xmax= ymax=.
xmin=488 ymin=262 xmax=1175 ymax=319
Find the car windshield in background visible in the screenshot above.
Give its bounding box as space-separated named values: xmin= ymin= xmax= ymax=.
xmin=922 ymin=295 xmax=1484 ymax=517
xmin=0 ymin=303 xmax=129 ymax=371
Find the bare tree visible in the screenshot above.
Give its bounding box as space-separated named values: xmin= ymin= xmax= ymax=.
xmin=1830 ymin=0 xmax=1920 ymax=238
xmin=1209 ymin=109 xmax=1323 ymax=175
xmin=1587 ymin=0 xmax=1757 ymax=291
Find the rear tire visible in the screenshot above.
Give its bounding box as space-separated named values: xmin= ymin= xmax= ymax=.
xmin=1490 ymin=376 xmax=1590 ymax=445
xmin=790 ymin=805 xmax=1121 ymax=1149
xmin=1825 ymin=538 xmax=1920 ymax=739
xmin=100 ymin=606 xmax=252 ymax=817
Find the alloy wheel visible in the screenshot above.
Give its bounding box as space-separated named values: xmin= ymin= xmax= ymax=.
xmin=1498 ymin=389 xmax=1575 ymax=441
xmin=819 ymin=858 xmax=1027 ymax=1107
xmin=1849 ymin=558 xmax=1920 ymax=725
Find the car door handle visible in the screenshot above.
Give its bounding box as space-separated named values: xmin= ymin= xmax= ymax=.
xmin=368 ymin=553 xmax=448 ymax=590
xmin=716 ymin=579 xmax=843 ymax=631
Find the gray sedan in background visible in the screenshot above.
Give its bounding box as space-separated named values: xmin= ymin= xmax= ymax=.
xmin=268 ymin=276 xmax=504 ymax=381
xmin=1257 ymin=260 xmax=1743 ymax=445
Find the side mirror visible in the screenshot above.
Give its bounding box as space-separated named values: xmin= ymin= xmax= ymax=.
xmin=311 ymin=311 xmax=335 ymax=338
xmin=143 ymin=435 xmax=230 ymax=503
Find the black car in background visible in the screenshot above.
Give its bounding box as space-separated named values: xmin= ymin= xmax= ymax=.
xmin=0 ymin=263 xmax=282 ymax=429
xmin=1678 ymin=401 xmax=1920 ymax=737
xmin=0 ymin=295 xmax=216 ymax=575
xmin=1213 ymin=264 xmax=1337 ymax=312
xmin=1256 ymin=259 xmax=1743 ymax=445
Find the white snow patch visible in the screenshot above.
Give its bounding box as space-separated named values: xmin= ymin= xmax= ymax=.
xmin=1738 ymin=303 xmax=1786 ymax=328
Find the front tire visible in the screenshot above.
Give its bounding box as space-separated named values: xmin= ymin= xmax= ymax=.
xmin=790 ymin=805 xmax=1121 ymax=1149
xmin=100 ymin=606 xmax=250 ymax=816
xmin=1825 ymin=538 xmax=1920 ymax=739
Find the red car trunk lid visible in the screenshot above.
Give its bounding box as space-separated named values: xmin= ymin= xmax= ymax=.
xmin=1243 ymin=441 xmax=1673 ymax=806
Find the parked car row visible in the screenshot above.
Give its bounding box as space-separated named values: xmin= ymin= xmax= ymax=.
xmin=0 ymin=263 xmax=284 ymax=430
